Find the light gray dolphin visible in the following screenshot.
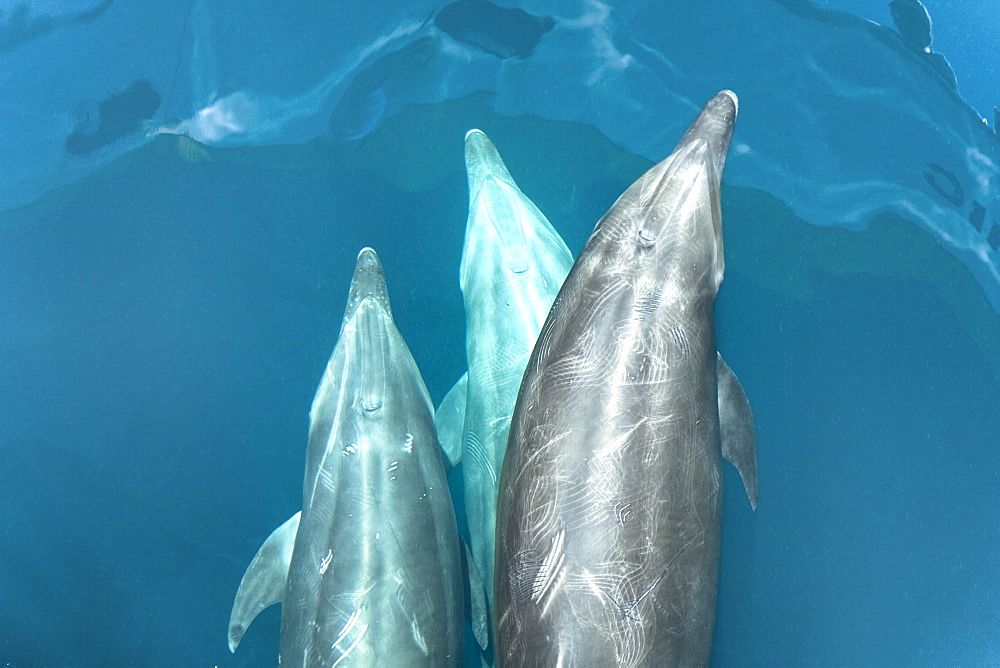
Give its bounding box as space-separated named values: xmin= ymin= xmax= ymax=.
xmin=493 ymin=91 xmax=758 ymax=667
xmin=437 ymin=129 xmax=573 ymax=607
xmin=228 ymin=248 xmax=464 ymax=666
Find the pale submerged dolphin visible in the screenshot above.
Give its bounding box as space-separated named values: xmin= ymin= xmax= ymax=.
xmin=437 ymin=129 xmax=573 ymax=607
xmin=494 ymin=91 xmax=759 ymax=667
xmin=228 ymin=248 xmax=464 ymax=666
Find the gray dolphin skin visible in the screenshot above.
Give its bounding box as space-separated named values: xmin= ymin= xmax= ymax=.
xmin=228 ymin=248 xmax=463 ymax=666
xmin=493 ymin=91 xmax=759 ymax=667
xmin=438 ymin=129 xmax=573 ymax=607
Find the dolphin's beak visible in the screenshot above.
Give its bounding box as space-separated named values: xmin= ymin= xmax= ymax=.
xmin=465 ymin=128 xmax=516 ymax=191
xmin=343 ymin=247 xmax=393 ymax=322
xmin=671 ymin=90 xmax=738 ymax=182
xmin=462 ymin=129 xmax=532 ymax=278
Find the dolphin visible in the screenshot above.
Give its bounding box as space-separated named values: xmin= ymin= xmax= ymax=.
xmin=437 ymin=129 xmax=574 ymax=609
xmin=493 ymin=91 xmax=758 ymax=667
xmin=228 ymin=248 xmax=464 ymax=666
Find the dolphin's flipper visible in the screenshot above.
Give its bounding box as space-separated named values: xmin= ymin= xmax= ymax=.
xmin=717 ymin=354 xmax=759 ymax=509
xmin=462 ymin=536 xmax=489 ymax=651
xmin=435 ymin=373 xmax=468 ymax=468
xmin=228 ymin=511 xmax=301 ymax=652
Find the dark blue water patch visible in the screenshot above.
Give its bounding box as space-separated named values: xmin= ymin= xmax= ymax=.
xmin=434 ymin=0 xmax=555 ymax=59
xmin=65 ymin=79 xmax=161 ymax=156
xmin=713 ymin=267 xmax=1000 ymax=666
xmin=0 ymin=436 xmax=232 ymax=666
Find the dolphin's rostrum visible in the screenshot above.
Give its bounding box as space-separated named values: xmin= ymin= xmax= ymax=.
xmin=493 ymin=91 xmax=758 ymax=667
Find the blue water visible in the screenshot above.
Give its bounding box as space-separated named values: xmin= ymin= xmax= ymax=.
xmin=1 ymin=1 xmax=999 ymax=666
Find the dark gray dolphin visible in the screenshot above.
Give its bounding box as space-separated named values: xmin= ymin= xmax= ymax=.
xmin=493 ymin=91 xmax=758 ymax=667
xmin=228 ymin=248 xmax=464 ymax=666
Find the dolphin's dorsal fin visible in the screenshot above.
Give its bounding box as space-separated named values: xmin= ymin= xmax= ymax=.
xmin=435 ymin=372 xmax=468 ymax=469
xmin=228 ymin=511 xmax=301 ymax=652
xmin=717 ymin=354 xmax=759 ymax=509
xmin=462 ymin=536 xmax=490 ymax=651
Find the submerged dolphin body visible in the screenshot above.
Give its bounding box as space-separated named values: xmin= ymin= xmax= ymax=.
xmin=437 ymin=129 xmax=573 ymax=606
xmin=494 ymin=91 xmax=758 ymax=667
xmin=228 ymin=248 xmax=464 ymax=666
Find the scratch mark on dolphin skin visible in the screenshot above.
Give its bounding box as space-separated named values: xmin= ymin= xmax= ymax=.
xmin=319 ymin=466 xmax=336 ymax=491
xmin=331 ymin=622 xmax=368 ymax=667
xmin=513 ymin=430 xmax=571 ymax=489
xmin=509 ymin=549 xmax=543 ymax=606
xmin=319 ymin=549 xmax=333 ymax=574
xmin=465 ymin=430 xmax=496 ymax=484
xmin=595 ymin=418 xmax=646 ymax=459
xmin=597 ymin=539 xmax=693 ymax=622
xmin=533 ymin=529 xmax=566 ymax=607
xmin=488 ymin=414 xmax=513 ymax=427
xmin=615 ymin=501 xmax=632 ymax=526
xmin=331 ymin=608 xmax=367 ymax=664
xmin=509 ymin=533 xmax=562 ymax=606
xmin=634 ymin=287 xmax=663 ymax=319
xmin=667 ymin=326 xmax=691 ymax=357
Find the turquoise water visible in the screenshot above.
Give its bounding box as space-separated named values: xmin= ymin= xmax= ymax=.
xmin=1 ymin=1 xmax=999 ymax=666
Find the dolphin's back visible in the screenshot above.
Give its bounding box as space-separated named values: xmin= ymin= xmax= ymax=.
xmin=494 ymin=228 xmax=723 ymax=666
xmin=279 ymin=250 xmax=463 ymax=667
xmin=494 ymin=92 xmax=751 ymax=668
xmin=450 ymin=128 xmax=573 ymax=606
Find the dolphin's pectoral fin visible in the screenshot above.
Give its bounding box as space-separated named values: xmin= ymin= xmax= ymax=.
xmin=228 ymin=511 xmax=301 ymax=652
xmin=717 ymin=354 xmax=759 ymax=509
xmin=462 ymin=536 xmax=490 ymax=651
xmin=435 ymin=372 xmax=468 ymax=468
